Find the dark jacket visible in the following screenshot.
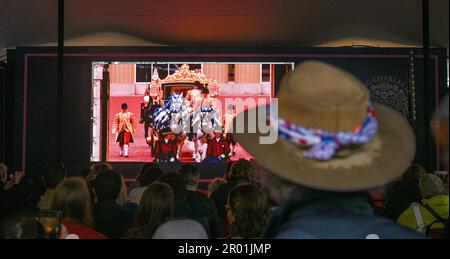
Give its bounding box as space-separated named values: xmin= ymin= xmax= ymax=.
xmin=185 ymin=190 xmax=223 ymax=238
xmin=0 ymin=183 xmax=21 ymax=218
xmin=263 ymin=192 xmax=423 ymax=239
xmin=211 ymin=176 xmax=250 ymax=218
xmin=0 ymin=179 xmax=41 ymax=219
xmin=94 ymin=199 xmax=133 ymax=239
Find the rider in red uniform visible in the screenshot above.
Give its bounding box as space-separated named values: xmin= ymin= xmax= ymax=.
xmin=206 ymin=129 xmax=231 ymax=162
xmin=154 ymin=128 xmax=178 ymax=163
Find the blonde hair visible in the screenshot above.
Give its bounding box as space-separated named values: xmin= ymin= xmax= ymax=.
xmin=127 ymin=182 xmax=174 ymax=238
xmin=51 ymin=177 xmax=94 ymax=228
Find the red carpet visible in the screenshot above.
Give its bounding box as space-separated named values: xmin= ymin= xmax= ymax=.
xmin=108 ymin=95 xmax=270 ymax=162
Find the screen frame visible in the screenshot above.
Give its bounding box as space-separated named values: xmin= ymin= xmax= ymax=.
xmin=13 ymin=46 xmax=447 ymax=177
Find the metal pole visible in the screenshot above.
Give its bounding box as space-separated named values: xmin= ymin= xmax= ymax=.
xmin=101 ymin=65 xmax=109 ymax=162
xmin=57 ymin=0 xmax=64 ymax=163
xmin=0 ymin=64 xmax=5 ymax=163
xmin=422 ymin=0 xmax=434 ymax=170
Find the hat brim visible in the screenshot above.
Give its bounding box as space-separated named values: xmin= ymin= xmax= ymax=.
xmin=233 ymin=103 xmax=416 ymax=192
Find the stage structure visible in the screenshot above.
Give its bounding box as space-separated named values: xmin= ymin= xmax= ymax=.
xmin=7 ymin=47 xmax=447 ymax=181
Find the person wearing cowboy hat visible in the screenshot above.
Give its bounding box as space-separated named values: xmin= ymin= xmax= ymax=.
xmin=154 ymin=128 xmax=178 ymax=163
xmin=233 ymin=61 xmax=422 ymax=238
xmin=205 ymin=129 xmax=231 ymax=163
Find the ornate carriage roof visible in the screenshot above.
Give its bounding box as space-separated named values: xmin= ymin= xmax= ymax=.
xmin=161 ymin=64 xmax=210 ymax=85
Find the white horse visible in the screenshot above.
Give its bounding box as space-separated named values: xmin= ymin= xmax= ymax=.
xmin=154 ymin=93 xmax=191 ymax=158
xmin=190 ymin=107 xmax=222 ymax=162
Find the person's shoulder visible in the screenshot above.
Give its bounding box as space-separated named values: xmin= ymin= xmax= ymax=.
xmin=87 ymin=229 xmax=108 ymax=239
xmin=397 ymin=202 xmax=416 ymax=220
xmin=274 ymin=216 xmax=423 ymax=239
xmin=367 ymin=216 xmax=424 ymax=239
xmin=62 ymin=219 xmax=108 ymax=239
xmin=428 ymin=194 xmax=449 ymax=203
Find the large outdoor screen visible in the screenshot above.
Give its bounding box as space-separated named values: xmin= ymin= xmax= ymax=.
xmin=91 ymin=62 xmax=293 ymax=163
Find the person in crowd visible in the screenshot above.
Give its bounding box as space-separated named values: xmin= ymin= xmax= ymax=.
xmin=211 ymin=159 xmax=256 ymax=219
xmin=233 ymin=61 xmax=421 ymax=238
xmin=38 ymin=163 xmax=67 ymax=210
xmin=152 ymin=218 xmax=208 ymax=239
xmin=0 ymin=164 xmax=24 ymax=192
xmin=126 ymin=182 xmax=174 ymax=239
xmin=208 ymin=178 xmax=226 ymax=198
xmin=129 ymin=166 xmax=164 ymax=205
xmin=90 ymin=162 xmax=113 ymax=174
xmin=435 ymin=171 xmax=449 ymax=195
xmin=0 ymin=164 xmax=25 ymax=218
xmin=79 ymin=168 xmax=92 ymax=180
xmin=0 ymin=163 xmax=9 ymax=189
xmin=0 ymin=213 xmax=46 ymax=239
xmin=131 ymin=162 xmax=160 ymax=189
xmin=93 ymin=170 xmax=133 ymax=239
xmin=86 ymin=163 xmax=113 ymax=195
xmin=157 ymin=172 xmax=210 ymax=236
xmin=397 ymin=174 xmax=449 ymax=238
xmin=86 ymin=163 xmax=128 ymax=206
xmin=224 ymin=161 xmax=234 ymax=182
xmin=51 ymin=177 xmax=106 ymax=239
xmin=116 ymin=173 xmax=129 ymax=206
xmin=226 ymin=183 xmax=270 ymax=238
xmin=384 ymin=164 xmax=427 ymax=220
xmin=178 ymin=163 xmax=223 ymax=238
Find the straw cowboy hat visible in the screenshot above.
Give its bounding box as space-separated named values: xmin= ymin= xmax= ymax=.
xmin=233 ymin=61 xmax=416 ymax=191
